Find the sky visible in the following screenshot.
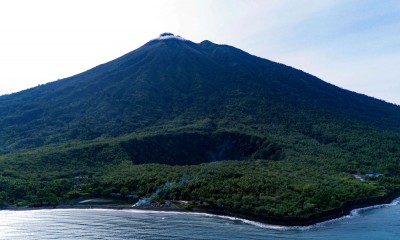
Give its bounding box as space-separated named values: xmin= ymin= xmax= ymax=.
xmin=0 ymin=0 xmax=399 ymax=104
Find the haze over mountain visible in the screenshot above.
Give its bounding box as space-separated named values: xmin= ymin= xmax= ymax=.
xmin=0 ymin=33 xmax=399 ymax=225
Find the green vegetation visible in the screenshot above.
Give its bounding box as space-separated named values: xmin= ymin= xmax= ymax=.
xmin=1 ymin=125 xmax=399 ymax=219
xmin=0 ymin=36 xmax=400 ymax=223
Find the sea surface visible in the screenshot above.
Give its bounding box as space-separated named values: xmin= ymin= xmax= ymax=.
xmin=0 ymin=199 xmax=399 ymax=240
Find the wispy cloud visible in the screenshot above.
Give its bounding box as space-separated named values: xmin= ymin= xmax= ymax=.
xmin=247 ymin=0 xmax=400 ymax=104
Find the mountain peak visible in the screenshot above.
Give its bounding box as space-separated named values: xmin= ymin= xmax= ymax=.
xmin=152 ymin=32 xmax=188 ymax=41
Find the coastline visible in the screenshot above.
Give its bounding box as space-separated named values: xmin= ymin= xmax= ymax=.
xmin=2 ymin=190 xmax=400 ymax=227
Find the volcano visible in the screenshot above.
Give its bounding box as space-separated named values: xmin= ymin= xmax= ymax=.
xmin=0 ymin=33 xmax=399 ymax=224
xmin=0 ymin=33 xmax=398 ymax=153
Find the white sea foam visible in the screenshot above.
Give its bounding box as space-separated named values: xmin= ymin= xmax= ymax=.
xmin=117 ymin=209 xmax=288 ymax=230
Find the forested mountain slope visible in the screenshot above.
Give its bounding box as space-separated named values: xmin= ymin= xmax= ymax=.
xmin=0 ymin=33 xmax=399 ymax=153
xmin=0 ymin=33 xmax=399 ymax=224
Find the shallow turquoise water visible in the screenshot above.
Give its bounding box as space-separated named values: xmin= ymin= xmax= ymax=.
xmin=0 ymin=199 xmax=399 ymax=240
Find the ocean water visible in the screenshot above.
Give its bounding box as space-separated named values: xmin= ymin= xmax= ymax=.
xmin=0 ymin=199 xmax=399 ymax=240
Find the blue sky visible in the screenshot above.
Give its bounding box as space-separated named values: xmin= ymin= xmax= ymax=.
xmin=0 ymin=0 xmax=399 ymax=104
